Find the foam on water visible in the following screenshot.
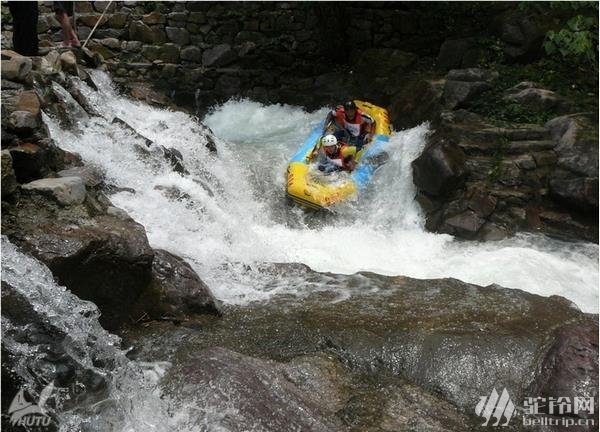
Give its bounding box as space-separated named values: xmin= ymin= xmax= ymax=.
xmin=42 ymin=72 xmax=598 ymax=312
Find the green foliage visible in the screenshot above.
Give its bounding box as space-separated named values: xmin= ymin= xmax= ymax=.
xmin=544 ymin=14 xmax=598 ymax=65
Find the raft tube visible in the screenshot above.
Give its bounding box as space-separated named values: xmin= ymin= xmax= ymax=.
xmin=286 ymin=100 xmax=392 ymax=210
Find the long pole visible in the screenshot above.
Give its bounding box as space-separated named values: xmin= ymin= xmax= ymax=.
xmin=82 ymin=0 xmax=113 ymax=49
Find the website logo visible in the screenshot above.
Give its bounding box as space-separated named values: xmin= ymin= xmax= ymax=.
xmin=7 ymin=383 xmax=54 ymax=427
xmin=475 ymin=388 xmax=516 ymax=427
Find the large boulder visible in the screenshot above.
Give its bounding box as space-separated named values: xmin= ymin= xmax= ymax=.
xmin=1 ymin=190 xmax=154 ymax=330
xmin=504 ymin=82 xmax=571 ymax=114
xmin=148 ymin=268 xmax=595 ymax=426
xmin=133 ymin=249 xmax=220 ymax=321
xmin=549 ymin=176 xmax=599 ymax=211
xmin=389 ymin=77 xmax=445 ymax=129
xmin=546 ymin=114 xmax=598 ymax=177
xmin=412 ymin=136 xmax=468 ymax=196
xmin=499 ymin=12 xmax=546 ymax=63
xmin=437 ymin=37 xmax=482 ymax=71
xmin=443 ymin=68 xmax=499 ymax=109
xmin=529 ymin=319 xmax=599 ymax=423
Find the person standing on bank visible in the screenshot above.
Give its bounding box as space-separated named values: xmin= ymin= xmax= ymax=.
xmin=53 ymin=1 xmax=80 ymax=47
xmin=7 ymin=1 xmax=39 ymax=56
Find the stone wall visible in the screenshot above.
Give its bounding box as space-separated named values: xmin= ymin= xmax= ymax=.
xmin=2 ymin=1 xmax=511 ymax=112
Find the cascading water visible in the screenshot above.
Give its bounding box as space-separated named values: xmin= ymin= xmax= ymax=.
xmin=1 ymin=237 xmax=193 ymax=431
xmin=42 ymin=71 xmax=598 ymax=312
xmin=5 ymin=69 xmax=597 ymax=431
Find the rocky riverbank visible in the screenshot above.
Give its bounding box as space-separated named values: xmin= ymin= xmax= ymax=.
xmin=1 ymin=48 xmax=220 ymax=331
xmin=0 ymin=2 xmax=597 ymax=430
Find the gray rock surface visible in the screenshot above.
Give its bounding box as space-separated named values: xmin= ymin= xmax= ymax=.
xmin=22 ymin=176 xmax=86 ymax=206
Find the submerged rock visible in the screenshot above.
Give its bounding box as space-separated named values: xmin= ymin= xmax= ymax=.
xmin=165 ymin=347 xmax=343 ymax=431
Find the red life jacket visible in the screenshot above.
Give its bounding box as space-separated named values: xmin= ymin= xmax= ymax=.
xmin=333 ymin=107 xmax=365 ymax=137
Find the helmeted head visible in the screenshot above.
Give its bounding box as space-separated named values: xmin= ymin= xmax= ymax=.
xmin=343 ymin=100 xmax=357 ymax=119
xmin=321 ymin=134 xmax=338 ymax=154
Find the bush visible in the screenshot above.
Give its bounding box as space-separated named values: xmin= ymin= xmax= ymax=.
xmin=541 ymin=2 xmax=598 ymax=68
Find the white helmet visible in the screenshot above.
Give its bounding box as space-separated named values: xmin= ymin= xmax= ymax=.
xmin=322 ymin=134 xmax=338 ymax=147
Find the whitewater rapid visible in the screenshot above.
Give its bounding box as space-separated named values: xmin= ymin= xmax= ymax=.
xmin=44 ymin=71 xmax=599 ymax=313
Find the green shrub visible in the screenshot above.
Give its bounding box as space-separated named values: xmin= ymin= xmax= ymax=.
xmin=544 ymin=14 xmax=598 ymax=66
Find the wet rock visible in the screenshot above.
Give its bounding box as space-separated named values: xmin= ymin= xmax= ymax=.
xmin=165 ymin=347 xmax=342 ymax=431
xmin=549 ymin=177 xmax=598 ymax=211
xmin=281 ymin=353 xmax=351 ymax=415
xmin=441 ymin=209 xmax=485 ymax=238
xmin=478 ymin=221 xmax=511 ymax=240
xmin=529 ymin=319 xmax=599 ymax=420
xmin=155 ymin=271 xmax=591 ymax=419
xmin=9 ymin=110 xmax=39 ymax=132
xmin=202 ymin=43 xmax=237 ymax=67
xmin=546 ymin=114 xmax=598 ymax=177
xmin=2 ymin=192 xmax=154 ymax=330
xmin=161 ymin=146 xmax=188 ymax=174
xmin=57 ymin=165 xmax=104 ymax=188
xmin=412 ymin=137 xmax=467 ymax=196
xmin=133 ymin=249 xmax=220 ymax=321
xmin=1 ymin=151 xmax=17 ymax=199
xmin=1 ymin=281 xmax=110 ymax=416
xmin=467 ymin=187 xmax=497 ymax=217
xmin=379 ymin=383 xmax=474 ymax=432
xmin=22 ymin=177 xmax=86 ymax=206
xmin=9 ymin=143 xmax=47 ymax=183
xmin=538 ymin=210 xmax=598 ymax=243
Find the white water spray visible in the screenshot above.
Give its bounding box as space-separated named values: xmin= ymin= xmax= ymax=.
xmin=43 ymin=72 xmax=598 ymax=312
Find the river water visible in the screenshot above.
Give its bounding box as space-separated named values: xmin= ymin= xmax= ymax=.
xmin=44 ymin=71 xmax=598 ymax=312
xmin=3 ymin=70 xmax=597 ymax=430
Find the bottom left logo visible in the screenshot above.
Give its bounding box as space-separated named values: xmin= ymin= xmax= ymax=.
xmin=7 ymin=383 xmax=54 ymax=427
